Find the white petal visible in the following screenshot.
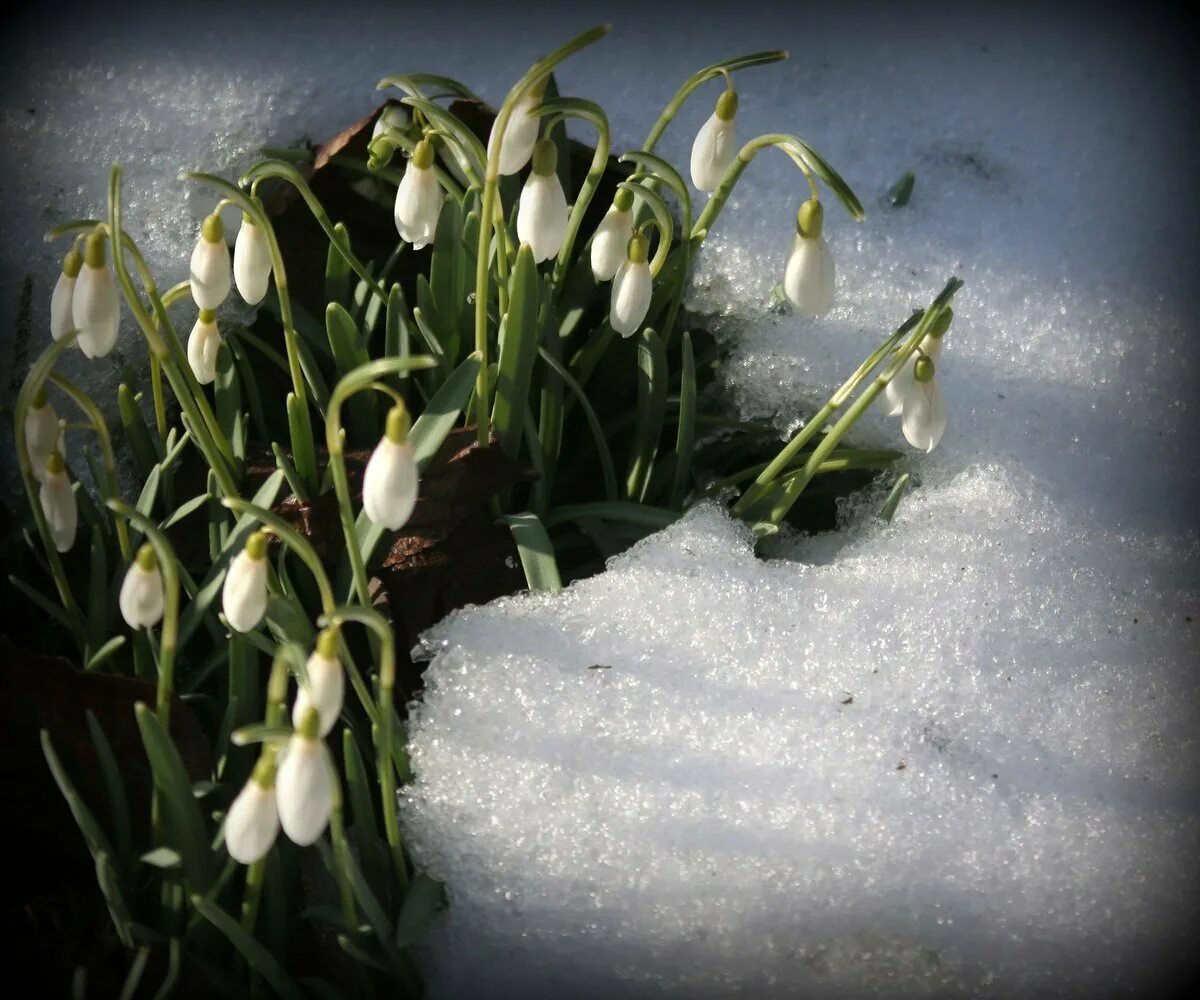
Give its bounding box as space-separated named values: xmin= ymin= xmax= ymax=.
xmin=233 ymin=220 xmax=272 ymax=305
xmin=26 ymin=403 xmax=64 ymax=482
xmin=690 ymin=112 xmax=736 ymax=193
xmin=71 ymin=264 xmax=120 ymax=359
xmin=362 ymin=438 xmax=419 ymax=530
xmin=40 ymin=470 xmax=77 ymax=553
xmin=119 ymin=563 xmax=164 ymax=629
xmin=187 ymin=318 xmax=221 ymax=385
xmin=590 ymin=207 xmax=633 ymax=281
xmin=394 ymin=164 xmax=443 ymax=250
xmin=783 ymin=236 xmax=835 ymax=318
xmin=292 ymin=651 xmax=345 ymax=737
xmin=517 ymin=173 xmax=569 ymax=264
xmin=883 ymin=335 xmax=943 ymax=418
xmin=190 ymin=237 xmax=231 ymax=310
xmin=610 ymin=260 xmax=653 ymax=337
xmin=222 ymin=550 xmax=268 ymax=633
xmin=488 ymin=93 xmax=540 ymax=176
xmin=224 ymin=779 xmax=280 ymax=864
xmin=901 ymin=378 xmax=948 ymax=453
xmin=275 ymin=737 xmax=332 ymax=846
xmin=51 ymin=273 xmax=76 ymax=341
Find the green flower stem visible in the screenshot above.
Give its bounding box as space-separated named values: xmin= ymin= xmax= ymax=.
xmin=616 ymin=181 xmax=673 ymax=278
xmin=763 ymin=279 xmax=963 ymax=525
xmin=13 ymin=335 xmax=87 ymax=644
xmin=48 ymin=373 xmax=132 ymax=562
xmin=325 ymin=750 xmax=358 ymax=929
xmin=641 ymin=50 xmax=788 ymax=153
xmin=106 ymin=499 xmax=181 ymax=729
xmin=326 ymin=357 xmax=438 ymax=606
xmin=375 ymin=125 xmax=468 ymax=201
xmin=321 ymin=605 xmax=407 ymax=887
xmin=149 ymin=355 xmax=167 ymax=442
xmin=474 ymin=25 xmax=611 ymax=449
xmin=731 ymin=310 xmax=924 ymax=517
xmin=713 ymin=448 xmax=904 ymax=490
xmin=393 ymin=99 xmax=486 ymax=186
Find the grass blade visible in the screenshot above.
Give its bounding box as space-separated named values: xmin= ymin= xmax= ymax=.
xmin=501 ymin=512 xmax=562 ymax=592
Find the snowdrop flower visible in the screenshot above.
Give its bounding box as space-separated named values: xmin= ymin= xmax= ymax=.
xmin=488 ymin=83 xmax=544 ymax=176
xmin=40 ymin=450 xmax=77 ymax=553
xmin=783 ymin=199 xmax=835 ymax=318
xmin=690 ymin=88 xmax=738 ymax=193
xmin=72 ymin=233 xmax=120 ymax=359
xmin=610 ymin=232 xmax=653 ymax=338
xmin=883 ymin=307 xmax=952 ymax=418
xmin=517 ymin=139 xmax=569 ymax=264
xmin=224 ymin=751 xmax=280 ymax=864
xmin=590 ymin=188 xmax=634 ymax=282
xmin=275 ymin=707 xmax=333 ymax=846
xmin=50 ymin=250 xmax=82 ymax=342
xmin=362 ymin=404 xmax=419 ymax=530
xmin=119 ymin=542 xmax=164 ymax=630
xmin=190 ymin=213 xmax=231 ymax=311
xmin=187 ymin=309 xmax=221 ymax=385
xmin=901 ymin=354 xmax=948 ymax=453
xmin=372 ymin=103 xmax=409 ymax=141
xmin=223 ymin=530 xmax=270 ymax=633
xmin=233 ymin=213 xmax=272 ymax=306
xmin=393 ymin=138 xmax=442 ymax=250
xmin=292 ymin=628 xmax=344 ymax=738
xmin=25 ymin=387 xmax=64 ymax=482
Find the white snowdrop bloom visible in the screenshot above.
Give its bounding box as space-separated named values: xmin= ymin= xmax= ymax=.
xmin=187 ymin=309 xmax=221 ymax=386
xmin=372 ymin=103 xmax=409 ymax=141
xmin=783 ymin=199 xmax=835 ymax=318
xmin=119 ymin=543 xmax=165 ymax=630
xmin=223 ymin=531 xmax=270 ymax=633
xmin=394 ymin=138 xmax=443 ymax=250
xmin=488 ymin=86 xmax=543 ymax=176
xmin=901 ymin=355 xmax=948 ymax=453
xmin=690 ymin=89 xmax=738 ymax=193
xmin=224 ymin=753 xmax=280 ymax=865
xmin=233 ymin=214 xmax=271 ymax=305
xmin=39 ymin=451 xmax=77 ymax=553
xmin=275 ymin=710 xmax=333 ymax=846
xmin=190 ymin=213 xmax=231 ymax=310
xmin=292 ymin=629 xmax=344 ymax=737
xmin=517 ymin=139 xmax=569 ymax=264
xmin=610 ymin=233 xmax=653 ymax=338
xmin=25 ymin=389 xmax=64 ymax=483
xmin=72 ymin=233 xmax=120 ymax=359
xmin=883 ymin=308 xmax=952 ymax=418
xmin=590 ymin=189 xmax=635 ymax=281
xmin=50 ymin=250 xmax=81 ymax=342
xmin=362 ymin=405 xmax=419 ymax=530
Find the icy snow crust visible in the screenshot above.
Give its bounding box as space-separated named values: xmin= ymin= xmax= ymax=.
xmin=2 ymin=2 xmax=1198 ymax=995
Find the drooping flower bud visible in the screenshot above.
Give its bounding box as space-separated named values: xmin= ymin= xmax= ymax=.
xmin=690 ymin=88 xmax=738 ymax=193
xmin=516 ymin=139 xmax=569 ymax=264
xmin=119 ymin=542 xmax=165 ymax=630
xmin=783 ymin=199 xmax=835 ymax=318
xmin=488 ymin=83 xmax=544 ymax=176
xmin=40 ymin=450 xmax=77 ymax=553
xmin=187 ymin=309 xmax=221 ymax=386
xmin=26 ymin=386 xmax=64 ymax=483
xmin=610 ymin=232 xmax=653 ymax=338
xmin=223 ymin=530 xmax=270 ymax=633
xmin=51 ymin=250 xmax=82 ymax=342
xmin=275 ymin=708 xmax=333 ymax=846
xmin=72 ymin=234 xmax=120 ymax=359
xmin=233 ymin=213 xmax=272 ymax=306
xmin=590 ymin=187 xmax=635 ymax=282
xmin=292 ymin=628 xmax=344 ymax=738
xmin=224 ymin=751 xmax=281 ymax=864
xmin=900 ymin=354 xmax=948 ymax=453
xmin=882 ymin=308 xmax=952 ymax=418
xmin=190 ymin=213 xmax=231 ymax=311
xmin=393 ymin=138 xmax=443 ymax=250
xmin=372 ymin=103 xmax=410 ymax=142
xmin=362 ymin=404 xmax=419 ymax=530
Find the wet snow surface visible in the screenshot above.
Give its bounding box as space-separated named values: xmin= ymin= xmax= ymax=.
xmin=3 ymin=2 xmax=1198 ymax=996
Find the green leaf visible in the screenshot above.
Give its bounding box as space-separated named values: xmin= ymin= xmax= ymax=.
xmin=878 ymin=472 xmax=911 ymax=523
xmin=430 ymin=194 xmax=466 ymax=343
xmin=669 ymin=332 xmax=696 ymax=509
xmin=139 ymin=846 xmax=182 ymax=869
xmin=192 ymin=895 xmax=305 ymax=1000
xmin=9 ymin=574 xmax=72 ymax=631
xmin=545 ymin=502 xmax=678 ymax=531
xmin=325 ymin=222 xmax=353 ymax=307
xmin=286 ymin=392 xmax=318 ymax=494
xmin=792 ymin=137 xmax=866 ymax=221
xmin=626 ymin=328 xmax=669 ymax=502
xmin=409 ymin=350 xmax=482 ymax=470
xmin=135 ymin=705 xmax=216 ymax=891
xmin=118 ymin=384 xmax=159 ymax=477
xmin=536 ymin=346 xmax=617 ymax=502
xmin=214 ymin=339 xmax=245 ymax=463
xmin=85 ymin=634 xmax=127 ymax=671
xmin=86 ymin=711 xmax=132 ymax=867
xmin=410 ymin=304 xmax=450 ymax=372
xmin=229 ymin=724 xmax=292 ymax=747
xmin=384 ymin=283 xmax=410 ymax=371
xmin=342 ymin=729 xmax=383 ymax=887
xmin=134 ymin=464 xmax=162 ymax=529
xmin=491 ymin=243 xmax=539 ymax=459
xmin=86 ymin=525 xmax=109 ymax=654
xmin=394 ymin=873 xmax=446 ymax=948
xmin=501 ymin=513 xmax=562 ymax=592
xmin=888 ymin=170 xmax=915 ymax=208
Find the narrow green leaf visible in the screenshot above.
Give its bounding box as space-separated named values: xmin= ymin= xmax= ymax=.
xmin=118 ymin=384 xmax=159 ymax=476
xmin=286 ymin=392 xmax=319 ymax=494
xmin=135 ymin=463 xmax=162 ymax=524
xmin=545 ymin=502 xmax=678 ymax=531
xmin=394 ymin=873 xmax=446 ymax=948
xmin=214 ymin=339 xmax=245 ymax=463
xmin=409 ymin=350 xmax=482 ymax=469
xmin=10 ymin=575 xmax=72 ymax=631
xmin=430 ymin=194 xmax=465 ymax=342
xmin=384 ymin=283 xmax=410 ymax=371
xmin=86 ymin=525 xmax=109 ymax=654
xmin=888 ymin=170 xmax=915 ymax=207
xmin=85 ymin=634 xmax=127 ymax=671
xmin=501 ymin=513 xmax=562 ymax=592
xmin=626 ymin=328 xmax=669 ymax=501
xmin=669 ymin=332 xmax=696 ymax=509
xmin=86 ymin=711 xmax=132 ymax=868
xmin=491 ymin=243 xmax=539 ymax=458
xmin=325 ymin=222 xmax=353 ymax=307
xmin=878 ymin=472 xmax=912 ymax=523
xmin=160 ymin=491 xmax=210 ymax=530
xmin=192 ymin=895 xmax=305 ymax=1000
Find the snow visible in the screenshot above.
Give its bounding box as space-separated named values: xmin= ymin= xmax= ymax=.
xmin=3 ymin=2 xmax=1198 ymax=996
